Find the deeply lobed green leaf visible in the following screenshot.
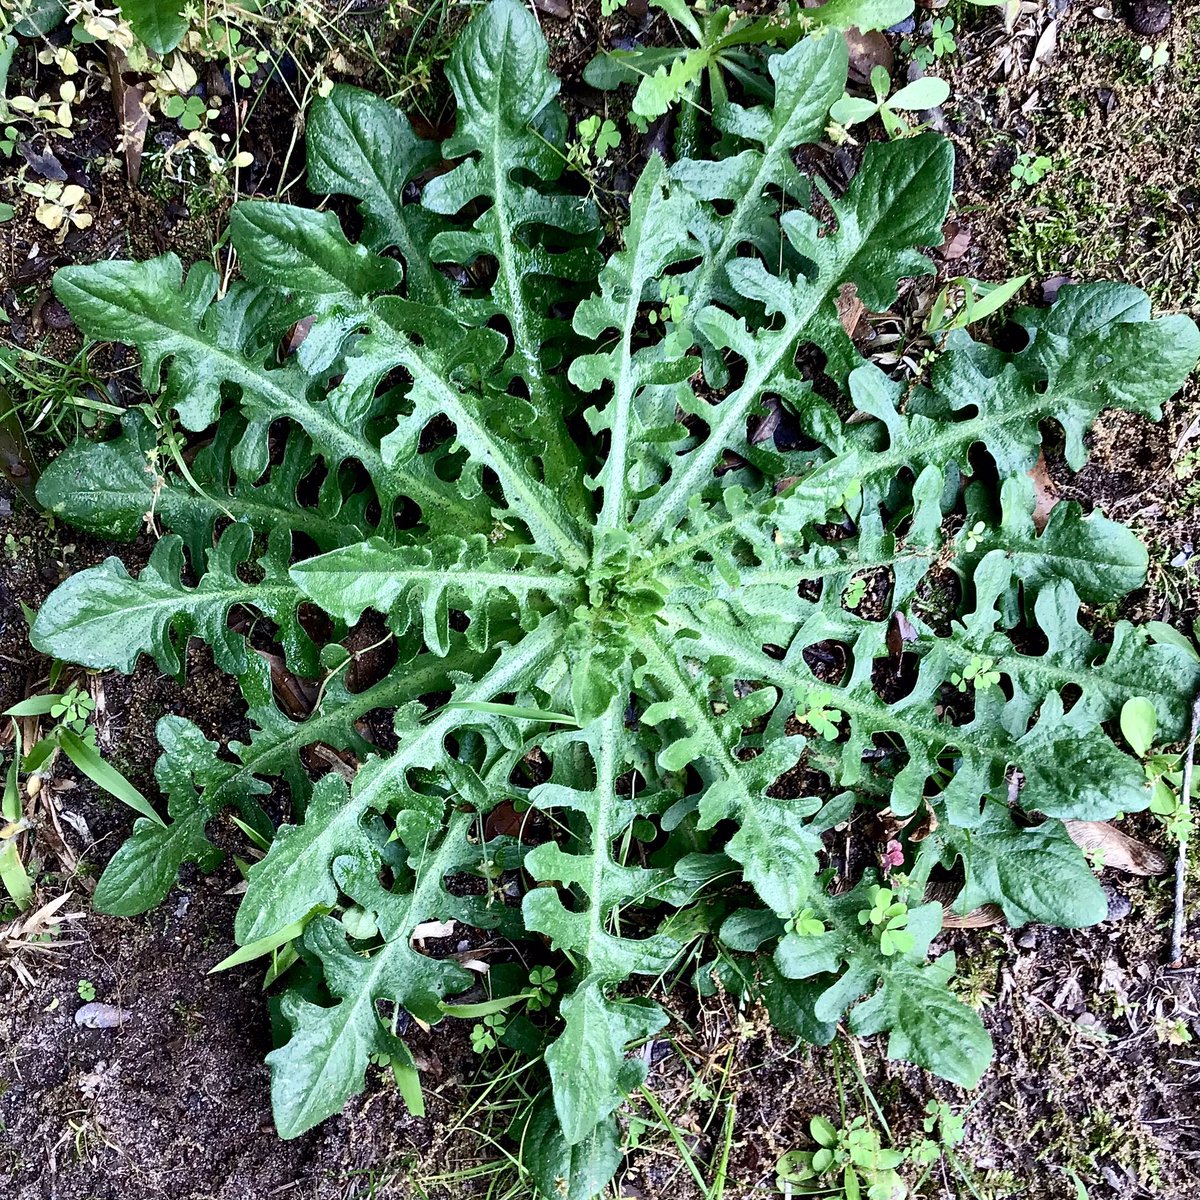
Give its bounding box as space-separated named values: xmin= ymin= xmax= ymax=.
xmin=32 ymin=4 xmax=1200 ymax=1196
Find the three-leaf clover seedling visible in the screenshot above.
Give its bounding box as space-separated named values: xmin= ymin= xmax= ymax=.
xmin=1010 ymin=152 xmax=1053 ymax=191
xmin=858 ymin=884 xmax=915 ymax=957
xmin=950 ymin=655 xmax=1001 ymax=693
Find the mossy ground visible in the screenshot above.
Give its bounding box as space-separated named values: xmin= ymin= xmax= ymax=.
xmin=2 ymin=3 xmax=1199 ymax=1199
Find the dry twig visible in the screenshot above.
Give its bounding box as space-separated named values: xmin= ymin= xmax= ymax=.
xmin=1170 ymin=694 xmax=1200 ymax=966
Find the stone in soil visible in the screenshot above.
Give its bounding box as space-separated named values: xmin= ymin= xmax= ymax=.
xmin=1103 ymin=885 xmax=1132 ymax=922
xmin=1124 ymin=0 xmax=1172 ymax=34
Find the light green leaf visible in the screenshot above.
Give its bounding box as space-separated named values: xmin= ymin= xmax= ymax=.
xmin=1120 ymin=696 xmax=1157 ymax=758
xmin=37 ymin=414 xmax=378 ymax=564
xmin=570 ymin=154 xmax=700 ymax=531
xmin=632 ymin=48 xmax=708 ymax=121
xmin=31 ymin=525 xmax=312 ymax=678
xmin=673 ymin=32 xmax=851 ymax=319
xmin=887 ymin=76 xmax=950 ymax=112
xmin=290 ymin=535 xmax=579 ymax=653
xmin=545 ymin=983 xmax=666 ymax=1144
xmin=267 ymin=819 xmax=477 ymax=1137
xmin=59 ymin=730 xmax=164 ymax=827
xmin=230 ymin=202 xmax=404 ymax=308
xmin=210 ymin=911 xmax=319 ymax=973
xmin=804 ymin=0 xmax=914 ymax=31
xmin=956 ymin=474 xmax=1146 ymax=621
xmin=0 ymin=839 xmax=33 ymax=910
xmin=849 ymin=952 xmax=991 ymax=1088
xmin=523 ymin=699 xmax=681 ymax=1141
xmin=421 ymin=0 xmax=598 ymax=515
xmin=238 ymin=619 xmax=561 ymax=945
xmin=4 ymin=696 xmax=61 ymax=717
xmin=51 ymin=256 xmax=484 ymax=530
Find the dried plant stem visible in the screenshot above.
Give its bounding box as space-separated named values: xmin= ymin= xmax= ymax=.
xmin=1170 ymin=694 xmax=1200 ymax=966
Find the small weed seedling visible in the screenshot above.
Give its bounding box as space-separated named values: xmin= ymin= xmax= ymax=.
xmin=858 ymin=884 xmax=914 ymax=957
xmin=1121 ymin=693 xmax=1199 ymax=842
xmin=5 ymin=680 xmax=160 ymax=837
xmin=931 ymin=17 xmax=956 ymax=59
xmin=950 ymin=655 xmax=1002 ymax=693
xmin=1011 ymin=151 xmax=1054 ymax=191
xmin=902 ymin=37 xmax=936 ymax=72
xmin=829 ymin=66 xmax=950 ymax=139
xmin=777 ymin=1069 xmax=970 ymax=1198
xmin=777 ymin=1114 xmax=907 ymax=1198
xmin=568 ymin=114 xmax=621 ymax=171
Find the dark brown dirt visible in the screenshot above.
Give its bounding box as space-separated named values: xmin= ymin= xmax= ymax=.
xmin=3 ymin=3 xmax=1200 ymax=1200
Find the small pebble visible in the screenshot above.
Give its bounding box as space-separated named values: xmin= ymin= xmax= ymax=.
xmin=1103 ymin=885 xmax=1131 ymax=922
xmin=42 ymin=298 xmax=74 ymax=330
xmin=1102 ymin=1164 xmax=1130 ymax=1191
xmin=75 ymin=1002 xmax=133 ymax=1029
xmin=1124 ymin=0 xmax=1172 ymax=35
xmin=1016 ymin=929 xmax=1037 ymax=949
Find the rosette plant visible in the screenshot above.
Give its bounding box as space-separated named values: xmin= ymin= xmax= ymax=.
xmin=29 ymin=2 xmax=1200 ymax=1195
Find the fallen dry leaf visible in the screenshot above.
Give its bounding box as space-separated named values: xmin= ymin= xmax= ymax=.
xmin=1028 ymin=450 xmax=1058 ymax=532
xmin=1064 ymin=820 xmax=1168 ymax=875
xmin=942 ymin=219 xmax=971 ymax=260
xmin=844 ymin=28 xmax=892 ymax=87
xmin=924 ymin=880 xmax=1004 ymax=928
xmin=255 ymin=648 xmax=319 ymax=719
xmin=281 ymin=314 xmax=316 ymax=358
xmin=1028 ymin=20 xmax=1058 ymax=79
xmin=886 ymin=609 xmax=917 ymax=671
xmin=107 ymin=44 xmax=149 ymax=187
xmin=836 ymin=281 xmax=865 ymax=339
xmin=412 ymin=919 xmax=457 ymax=944
xmin=485 ymin=798 xmax=543 ymax=843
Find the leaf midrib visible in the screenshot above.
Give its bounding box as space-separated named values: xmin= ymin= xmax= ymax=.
xmin=368 ymin=307 xmax=587 ymax=568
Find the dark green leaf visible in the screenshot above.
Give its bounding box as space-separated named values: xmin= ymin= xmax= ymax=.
xmin=117 ymin=0 xmax=187 ymax=54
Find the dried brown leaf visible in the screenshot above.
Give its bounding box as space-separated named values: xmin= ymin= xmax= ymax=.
xmin=836 ymin=281 xmax=866 ymax=339
xmin=924 ymin=880 xmax=1004 ymax=928
xmin=1063 ymin=820 xmax=1169 ymax=875
xmin=843 ymin=28 xmax=892 ymax=87
xmin=941 ymin=219 xmax=971 ymax=260
xmin=107 ymin=45 xmax=148 ymax=187
xmin=1028 ymin=449 xmax=1058 ymax=532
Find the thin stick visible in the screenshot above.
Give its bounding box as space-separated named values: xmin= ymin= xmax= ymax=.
xmin=1170 ymin=694 xmax=1200 ymax=966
